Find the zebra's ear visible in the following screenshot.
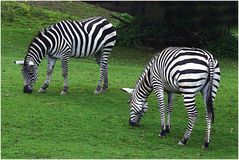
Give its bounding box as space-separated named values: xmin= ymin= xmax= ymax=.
xmin=13 ymin=60 xmax=24 ymax=65
xmin=121 ymin=88 xmax=134 ymax=94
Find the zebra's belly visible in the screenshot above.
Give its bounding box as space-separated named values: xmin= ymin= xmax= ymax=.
xmin=70 ymin=51 xmax=96 ymax=58
xmin=163 ymin=82 xmax=181 ymax=93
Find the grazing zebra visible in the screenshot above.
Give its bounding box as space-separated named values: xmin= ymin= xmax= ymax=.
xmin=122 ymin=47 xmax=220 ymax=148
xmin=14 ymin=16 xmax=117 ymax=95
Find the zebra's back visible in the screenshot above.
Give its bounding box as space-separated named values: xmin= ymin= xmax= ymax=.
xmin=153 ymin=47 xmax=220 ymax=94
xmin=45 ymin=17 xmax=116 ymax=58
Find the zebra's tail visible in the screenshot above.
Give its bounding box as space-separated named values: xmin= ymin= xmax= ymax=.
xmin=207 ymin=58 xmax=215 ymax=123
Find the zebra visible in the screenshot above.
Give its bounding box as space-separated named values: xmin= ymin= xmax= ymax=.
xmin=122 ymin=47 xmax=220 ymax=148
xmin=14 ymin=16 xmax=117 ymax=95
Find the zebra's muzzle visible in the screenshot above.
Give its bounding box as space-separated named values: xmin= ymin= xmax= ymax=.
xmin=23 ymin=85 xmax=32 ymax=93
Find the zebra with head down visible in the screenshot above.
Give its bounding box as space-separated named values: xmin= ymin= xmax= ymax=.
xmin=122 ymin=47 xmax=220 ymax=148
xmin=14 ymin=16 xmax=117 ymax=95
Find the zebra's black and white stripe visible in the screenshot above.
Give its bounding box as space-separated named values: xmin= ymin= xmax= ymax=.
xmin=19 ymin=17 xmax=116 ymax=94
xmin=123 ymin=47 xmax=220 ymax=148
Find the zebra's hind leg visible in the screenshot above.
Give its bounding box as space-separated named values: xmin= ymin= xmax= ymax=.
xmin=166 ymin=92 xmax=174 ymax=134
xmin=179 ymin=93 xmax=198 ymax=146
xmin=94 ymin=63 xmax=104 ymax=94
xmin=94 ymin=64 xmax=108 ymax=94
xmin=94 ymin=50 xmax=110 ymax=94
xmin=38 ymin=56 xmax=56 ymax=93
xmin=94 ymin=52 xmax=102 ymax=94
xmin=101 ymin=64 xmax=108 ymax=93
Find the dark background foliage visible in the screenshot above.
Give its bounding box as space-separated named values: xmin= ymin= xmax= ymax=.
xmin=89 ymin=1 xmax=238 ymax=58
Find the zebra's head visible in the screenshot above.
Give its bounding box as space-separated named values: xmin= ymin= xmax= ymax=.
xmin=14 ymin=60 xmax=38 ymax=93
xmin=121 ymin=88 xmax=148 ymax=127
xmin=129 ymin=99 xmax=148 ymax=127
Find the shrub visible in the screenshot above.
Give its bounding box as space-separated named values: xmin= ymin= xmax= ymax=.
xmin=206 ymin=34 xmax=238 ymax=58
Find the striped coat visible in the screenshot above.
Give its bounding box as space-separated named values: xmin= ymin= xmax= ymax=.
xmin=19 ymin=17 xmax=117 ymax=94
xmin=123 ymin=47 xmax=220 ymax=148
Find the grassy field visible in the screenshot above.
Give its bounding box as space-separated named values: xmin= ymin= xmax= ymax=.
xmin=1 ymin=1 xmax=238 ymax=159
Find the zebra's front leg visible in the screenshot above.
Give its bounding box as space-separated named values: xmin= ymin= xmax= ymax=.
xmin=166 ymin=92 xmax=174 ymax=134
xmin=38 ymin=57 xmax=56 ymax=93
xmin=60 ymin=57 xmax=69 ymax=95
xmin=152 ymin=80 xmax=167 ymax=137
xmin=158 ymin=92 xmax=167 ymax=138
xmin=178 ymin=94 xmax=198 ymax=146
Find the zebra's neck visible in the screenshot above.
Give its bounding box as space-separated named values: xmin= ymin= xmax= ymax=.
xmin=26 ymin=30 xmax=51 ymax=66
xmin=133 ymin=64 xmax=153 ymax=102
xmin=133 ymin=56 xmax=157 ymax=101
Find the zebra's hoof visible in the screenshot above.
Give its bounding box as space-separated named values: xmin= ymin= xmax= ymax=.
xmin=159 ymin=134 xmax=165 ymax=138
xmin=94 ymin=90 xmax=101 ymax=94
xmin=178 ymin=141 xmax=185 ymax=146
xmin=23 ymin=85 xmax=32 ymax=93
xmin=165 ymin=125 xmax=170 ymax=134
xmin=60 ymin=90 xmax=67 ymax=95
xmin=38 ymin=88 xmax=46 ymax=93
xmin=159 ymin=131 xmax=166 ymax=138
xmin=159 ymin=128 xmax=167 ymax=138
xmin=94 ymin=85 xmax=102 ymax=94
xmin=202 ymin=142 xmax=209 ymax=149
xmin=129 ymin=119 xmax=139 ymax=127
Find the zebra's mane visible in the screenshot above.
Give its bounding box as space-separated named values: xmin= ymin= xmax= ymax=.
xmin=42 ymin=24 xmax=54 ymax=33
xmin=27 ymin=24 xmax=54 ymax=49
xmin=28 ymin=26 xmax=48 ymax=47
xmin=80 ymin=16 xmax=103 ymax=24
xmin=26 ymin=25 xmax=53 ymax=63
xmin=27 ymin=32 xmax=41 ymax=54
xmin=27 ymin=31 xmax=43 ymax=54
xmin=136 ymin=55 xmax=157 ymax=87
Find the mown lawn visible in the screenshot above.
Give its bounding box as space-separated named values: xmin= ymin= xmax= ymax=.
xmin=1 ymin=1 xmax=238 ymax=159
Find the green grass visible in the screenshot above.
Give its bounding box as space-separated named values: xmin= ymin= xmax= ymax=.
xmin=1 ymin=1 xmax=122 ymax=30
xmin=25 ymin=1 xmax=122 ymax=26
xmin=1 ymin=1 xmax=238 ymax=159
